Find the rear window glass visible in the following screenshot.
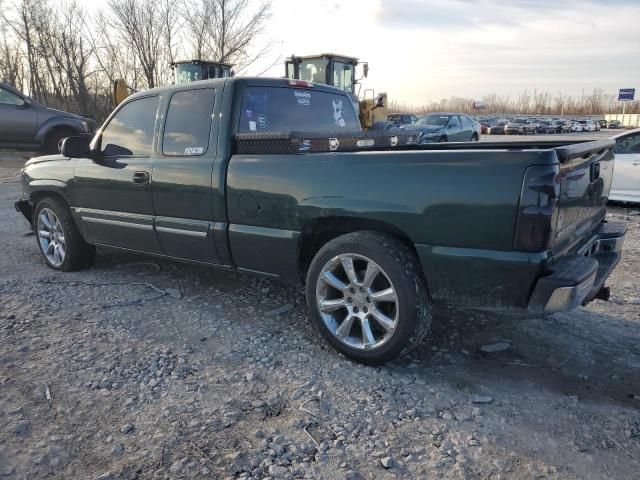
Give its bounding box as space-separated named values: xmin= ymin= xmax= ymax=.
xmin=163 ymin=89 xmax=215 ymax=156
xmin=238 ymin=86 xmax=360 ymax=133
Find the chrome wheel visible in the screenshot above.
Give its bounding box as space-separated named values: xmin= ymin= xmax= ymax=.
xmin=316 ymin=253 xmax=399 ymax=350
xmin=37 ymin=208 xmax=66 ymax=267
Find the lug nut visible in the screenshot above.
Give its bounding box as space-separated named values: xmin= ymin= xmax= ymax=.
xmin=347 ymin=297 xmax=352 ymax=303
xmin=353 ymin=306 xmax=359 ymax=313
xmin=350 ymin=287 xmax=356 ymax=293
xmin=363 ymin=307 xmax=368 ymax=313
xmin=366 ymin=297 xmax=371 ymax=303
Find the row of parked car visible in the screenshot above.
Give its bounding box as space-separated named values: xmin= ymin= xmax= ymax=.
xmin=384 ymin=113 xmax=626 ymax=138
xmin=477 ymin=116 xmax=617 ymax=135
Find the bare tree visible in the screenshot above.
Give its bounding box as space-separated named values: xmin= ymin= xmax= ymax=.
xmin=107 ymin=0 xmax=171 ymax=88
xmin=184 ymin=0 xmax=272 ymax=71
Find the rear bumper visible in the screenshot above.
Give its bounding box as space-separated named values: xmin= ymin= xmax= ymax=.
xmin=528 ymin=221 xmax=626 ymax=313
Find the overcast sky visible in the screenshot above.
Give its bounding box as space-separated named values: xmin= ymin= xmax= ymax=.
xmin=257 ymin=0 xmax=640 ymax=104
xmin=82 ymin=0 xmax=639 ymax=105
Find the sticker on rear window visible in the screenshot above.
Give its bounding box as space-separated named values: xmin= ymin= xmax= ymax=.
xmin=184 ymin=146 xmax=204 ymax=155
xmin=249 ymin=121 xmax=257 ymax=131
xmin=294 ymin=90 xmax=311 ymax=106
xmin=257 ymin=114 xmax=267 ymax=129
xmin=333 ymin=100 xmax=345 ymax=127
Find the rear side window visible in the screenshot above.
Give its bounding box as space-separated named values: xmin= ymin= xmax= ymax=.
xmin=101 ymin=96 xmax=159 ymax=157
xmin=238 ymin=86 xmax=360 ymax=133
xmin=163 ymin=89 xmax=215 ymax=156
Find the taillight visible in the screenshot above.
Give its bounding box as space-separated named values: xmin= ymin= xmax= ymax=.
xmin=288 ymin=80 xmax=313 ymax=88
xmin=513 ymin=164 xmax=560 ymax=251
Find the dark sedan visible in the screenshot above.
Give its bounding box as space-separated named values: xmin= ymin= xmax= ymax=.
xmin=401 ymin=113 xmax=481 ymax=143
xmin=487 ymin=121 xmax=508 ymax=135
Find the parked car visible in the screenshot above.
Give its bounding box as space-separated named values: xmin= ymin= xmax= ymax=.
xmin=609 ymin=128 xmax=640 ymax=203
xmin=401 ymin=113 xmax=480 ymax=142
xmin=579 ymin=120 xmax=597 ymax=132
xmin=0 ymin=82 xmax=96 ymax=153
xmin=505 ymin=118 xmax=537 ymax=135
xmin=570 ymin=121 xmax=583 ymax=132
xmin=386 ymin=113 xmax=417 ymax=126
xmin=597 ymin=119 xmax=607 ymax=130
xmin=15 ymin=77 xmax=625 ymax=364
xmin=487 ymin=120 xmax=508 ymax=135
xmin=537 ymin=120 xmax=552 ymax=134
xmin=608 ymin=119 xmax=622 ymax=129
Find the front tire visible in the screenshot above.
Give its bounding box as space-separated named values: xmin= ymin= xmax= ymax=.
xmin=306 ymin=231 xmax=431 ymax=364
xmin=34 ymin=197 xmax=95 ymax=271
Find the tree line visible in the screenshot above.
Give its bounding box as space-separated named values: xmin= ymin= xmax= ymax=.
xmin=389 ymin=88 xmax=640 ymax=117
xmin=0 ymin=0 xmax=272 ymax=121
xmin=1 ymin=0 xmax=636 ymax=121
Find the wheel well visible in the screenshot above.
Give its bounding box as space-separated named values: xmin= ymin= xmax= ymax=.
xmin=297 ymin=217 xmax=418 ymax=280
xmin=44 ymin=126 xmax=77 ymax=148
xmin=30 ymin=191 xmax=69 ymax=211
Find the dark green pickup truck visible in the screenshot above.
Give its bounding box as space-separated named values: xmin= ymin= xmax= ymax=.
xmin=16 ymin=77 xmax=626 ymax=363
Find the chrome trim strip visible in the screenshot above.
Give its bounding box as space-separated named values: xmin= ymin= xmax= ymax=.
xmin=81 ymin=216 xmax=153 ymax=231
xmin=155 ymin=226 xmax=208 ymax=238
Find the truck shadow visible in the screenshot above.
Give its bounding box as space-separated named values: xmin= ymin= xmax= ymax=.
xmin=405 ymin=305 xmax=640 ymax=408
xmin=92 ymin=248 xmax=640 ymax=409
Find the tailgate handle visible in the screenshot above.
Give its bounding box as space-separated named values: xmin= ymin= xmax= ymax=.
xmin=590 ymin=162 xmax=600 ymax=182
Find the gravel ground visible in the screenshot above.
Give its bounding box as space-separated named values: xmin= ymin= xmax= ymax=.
xmin=1 ymin=148 xmax=639 ymax=480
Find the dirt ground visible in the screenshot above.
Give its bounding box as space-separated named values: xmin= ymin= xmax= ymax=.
xmin=1 ymin=148 xmax=639 ymax=480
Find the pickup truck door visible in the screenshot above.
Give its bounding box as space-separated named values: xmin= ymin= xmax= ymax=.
xmin=152 ymin=87 xmax=223 ymax=263
xmin=611 ymin=132 xmax=640 ymax=202
xmin=72 ymin=95 xmax=162 ymax=253
xmin=0 ymin=86 xmax=37 ymax=144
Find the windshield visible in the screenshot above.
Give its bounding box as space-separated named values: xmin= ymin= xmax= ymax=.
xmin=298 ymin=59 xmax=329 ymax=84
xmin=174 ymin=64 xmax=201 ymax=84
xmin=415 ymin=114 xmax=450 ymax=126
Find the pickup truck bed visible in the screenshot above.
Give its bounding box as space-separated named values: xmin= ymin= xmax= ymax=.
xmin=15 ymin=77 xmax=626 ymax=363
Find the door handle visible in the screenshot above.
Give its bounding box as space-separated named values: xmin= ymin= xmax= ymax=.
xmin=133 ymin=171 xmax=150 ymax=185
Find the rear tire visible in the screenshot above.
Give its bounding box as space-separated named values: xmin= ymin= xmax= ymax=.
xmin=306 ymin=231 xmax=431 ymax=364
xmin=471 ymin=133 xmax=479 ymax=141
xmin=34 ymin=196 xmax=95 ymax=271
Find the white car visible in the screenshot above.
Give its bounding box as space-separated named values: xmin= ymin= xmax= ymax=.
xmin=580 ymin=120 xmax=596 ymax=132
xmin=570 ymin=121 xmax=583 ymax=132
xmin=610 ymin=128 xmax=640 ymax=203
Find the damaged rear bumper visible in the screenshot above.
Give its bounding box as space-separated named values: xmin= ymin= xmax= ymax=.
xmin=528 ymin=221 xmax=626 ymax=313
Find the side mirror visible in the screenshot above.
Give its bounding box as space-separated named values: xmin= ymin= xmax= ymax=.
xmin=363 ymin=63 xmax=369 ymax=78
xmin=374 ymin=92 xmax=386 ymax=108
xmin=21 ymin=98 xmax=32 ymax=107
xmin=60 ymin=136 xmax=92 ymax=158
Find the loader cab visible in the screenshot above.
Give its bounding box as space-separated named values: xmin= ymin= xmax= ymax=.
xmin=285 ymin=53 xmax=367 ymax=98
xmin=170 ymin=60 xmax=234 ymax=84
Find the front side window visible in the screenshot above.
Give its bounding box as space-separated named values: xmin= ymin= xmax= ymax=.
xmin=0 ymin=87 xmax=25 ymax=106
xmin=238 ymin=86 xmax=360 ymax=133
xmin=333 ymin=61 xmax=354 ymax=93
xmin=163 ymin=89 xmax=215 ymax=156
xmin=449 ymin=116 xmax=461 ymax=127
xmin=615 ymin=132 xmax=640 ymax=154
xmin=101 ymin=96 xmax=159 ymax=157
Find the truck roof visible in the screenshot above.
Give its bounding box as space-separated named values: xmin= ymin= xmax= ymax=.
xmin=125 ymin=76 xmax=352 ymax=101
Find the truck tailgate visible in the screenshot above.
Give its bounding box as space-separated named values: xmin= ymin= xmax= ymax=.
xmin=553 ymin=139 xmax=616 ymax=254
